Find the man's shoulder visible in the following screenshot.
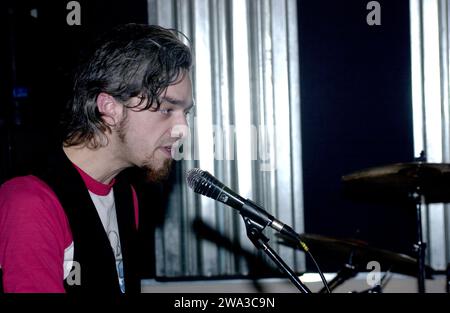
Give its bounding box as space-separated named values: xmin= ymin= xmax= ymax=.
xmin=0 ymin=175 xmax=69 ymax=237
xmin=0 ymin=175 xmax=57 ymax=204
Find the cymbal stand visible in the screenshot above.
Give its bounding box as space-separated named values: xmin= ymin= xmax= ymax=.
xmin=446 ymin=263 xmax=450 ymax=293
xmin=242 ymin=216 xmax=311 ymax=293
xmin=410 ymin=188 xmax=426 ymax=293
xmin=318 ymin=262 xmax=358 ymax=293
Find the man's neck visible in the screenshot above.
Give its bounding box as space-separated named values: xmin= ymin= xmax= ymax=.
xmin=63 ymin=145 xmax=129 ymax=184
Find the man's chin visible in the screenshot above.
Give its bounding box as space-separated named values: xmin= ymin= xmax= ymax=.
xmin=141 ymin=159 xmax=173 ymax=183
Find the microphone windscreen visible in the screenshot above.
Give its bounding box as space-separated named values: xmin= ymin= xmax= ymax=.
xmin=186 ymin=168 xmax=204 ymax=189
xmin=185 ymin=168 xmax=225 ymax=198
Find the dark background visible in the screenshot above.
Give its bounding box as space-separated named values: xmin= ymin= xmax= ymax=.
xmin=0 ymin=0 xmax=416 ymax=276
xmin=299 ymin=0 xmax=416 ymax=272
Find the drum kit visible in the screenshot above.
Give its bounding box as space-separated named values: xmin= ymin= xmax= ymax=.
xmin=278 ymin=155 xmax=450 ymax=293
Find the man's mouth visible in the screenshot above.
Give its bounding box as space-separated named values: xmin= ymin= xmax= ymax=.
xmin=161 ymin=146 xmax=172 ymax=158
xmin=160 ymin=139 xmax=183 ymax=159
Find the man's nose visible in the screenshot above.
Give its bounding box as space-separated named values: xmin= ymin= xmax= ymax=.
xmin=171 ymin=114 xmax=189 ymax=140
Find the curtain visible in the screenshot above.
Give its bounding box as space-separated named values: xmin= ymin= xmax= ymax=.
xmin=147 ymin=0 xmax=304 ymax=277
xmin=410 ymin=0 xmax=450 ymax=271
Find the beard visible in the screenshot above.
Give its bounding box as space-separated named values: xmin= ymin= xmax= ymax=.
xmin=117 ymin=112 xmax=173 ymax=183
xmin=141 ymin=157 xmax=173 ymax=183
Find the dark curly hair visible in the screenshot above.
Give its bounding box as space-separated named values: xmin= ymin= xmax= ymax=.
xmin=62 ymin=23 xmax=192 ymax=148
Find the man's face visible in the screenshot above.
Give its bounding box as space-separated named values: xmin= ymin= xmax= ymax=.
xmin=117 ymin=72 xmax=193 ymax=182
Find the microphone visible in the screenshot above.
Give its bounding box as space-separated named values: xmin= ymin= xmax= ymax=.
xmin=186 ymin=168 xmax=302 ymax=243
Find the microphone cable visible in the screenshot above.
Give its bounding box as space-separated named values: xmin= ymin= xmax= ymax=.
xmin=297 ymin=239 xmax=331 ymax=293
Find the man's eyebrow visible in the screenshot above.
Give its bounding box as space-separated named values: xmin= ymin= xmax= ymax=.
xmin=161 ymin=96 xmax=194 ymax=110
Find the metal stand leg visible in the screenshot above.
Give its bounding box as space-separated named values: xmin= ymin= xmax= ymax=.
xmin=412 ymin=190 xmax=426 ymax=293
xmin=243 ymin=217 xmax=311 ymax=293
xmin=318 ymin=263 xmax=357 ymax=293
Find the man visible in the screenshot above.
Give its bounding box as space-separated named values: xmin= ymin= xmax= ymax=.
xmin=0 ymin=23 xmax=193 ymax=293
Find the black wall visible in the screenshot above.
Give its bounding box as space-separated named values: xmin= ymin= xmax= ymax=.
xmin=0 ymin=0 xmax=149 ymax=179
xmin=298 ymin=0 xmax=417 ymax=272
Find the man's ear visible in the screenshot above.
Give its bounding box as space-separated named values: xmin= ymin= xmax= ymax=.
xmin=97 ymin=93 xmax=123 ymax=127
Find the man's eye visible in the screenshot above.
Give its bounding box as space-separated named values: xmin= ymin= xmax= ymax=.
xmin=159 ymin=109 xmax=173 ymax=115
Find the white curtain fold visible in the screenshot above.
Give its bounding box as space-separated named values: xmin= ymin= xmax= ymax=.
xmin=148 ymin=0 xmax=305 ymax=277
xmin=410 ymin=0 xmax=450 ymax=271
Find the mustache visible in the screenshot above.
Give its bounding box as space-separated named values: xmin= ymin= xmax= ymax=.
xmin=161 ymin=139 xmax=183 ymax=148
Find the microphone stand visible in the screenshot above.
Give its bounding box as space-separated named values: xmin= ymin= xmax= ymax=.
xmin=242 ymin=216 xmax=311 ymax=293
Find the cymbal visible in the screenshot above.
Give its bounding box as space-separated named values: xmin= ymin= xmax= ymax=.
xmin=277 ymin=233 xmax=434 ymax=278
xmin=342 ymin=162 xmax=450 ymax=203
